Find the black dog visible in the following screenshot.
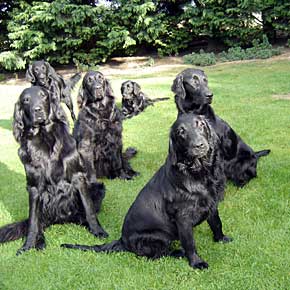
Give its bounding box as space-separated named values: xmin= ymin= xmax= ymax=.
xmin=0 ymin=86 xmax=108 ymax=255
xmin=62 ymin=113 xmax=232 ymax=270
xmin=26 ymin=60 xmax=81 ymax=121
xmin=74 ymin=71 xmax=138 ymax=180
xmin=172 ymin=68 xmax=270 ymax=187
xmin=121 ymin=80 xmax=169 ymax=118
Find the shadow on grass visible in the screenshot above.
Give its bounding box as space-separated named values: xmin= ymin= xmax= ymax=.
xmin=0 ymin=162 xmax=27 ymax=222
xmin=0 ymin=119 xmax=12 ymax=131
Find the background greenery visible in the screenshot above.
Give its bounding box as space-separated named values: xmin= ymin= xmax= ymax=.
xmin=1 ymin=0 xmax=290 ymax=70
xmin=0 ymin=58 xmax=289 ymax=289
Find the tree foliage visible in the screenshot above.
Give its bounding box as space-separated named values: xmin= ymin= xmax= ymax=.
xmin=0 ymin=0 xmax=289 ymax=70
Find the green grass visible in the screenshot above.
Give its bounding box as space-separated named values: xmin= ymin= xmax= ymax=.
xmin=1 ymin=59 xmax=290 ymax=290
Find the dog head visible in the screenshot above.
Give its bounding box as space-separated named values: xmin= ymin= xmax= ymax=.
xmin=13 ymin=86 xmax=66 ymax=143
xmin=121 ymin=80 xmax=141 ymax=100
xmin=169 ymin=113 xmax=217 ymax=172
xmin=26 ymin=60 xmax=56 ymax=87
xmin=172 ymin=69 xmax=213 ymax=111
xmin=77 ymin=71 xmax=114 ymax=108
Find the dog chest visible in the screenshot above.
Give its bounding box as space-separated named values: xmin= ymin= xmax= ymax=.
xmin=168 ymin=182 xmax=217 ymax=224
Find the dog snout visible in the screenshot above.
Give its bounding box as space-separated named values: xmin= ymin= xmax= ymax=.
xmin=205 ymin=91 xmax=213 ymax=103
xmin=193 ymin=142 xmax=205 ymax=149
xmin=34 ymin=106 xmax=42 ymax=113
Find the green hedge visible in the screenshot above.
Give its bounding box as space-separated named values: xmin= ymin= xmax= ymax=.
xmin=0 ymin=1 xmax=289 ymax=70
xmin=183 ymin=36 xmax=282 ymax=66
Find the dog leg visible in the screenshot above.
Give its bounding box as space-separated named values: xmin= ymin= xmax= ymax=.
xmin=72 ymin=173 xmax=108 ymax=238
xmin=78 ymin=144 xmax=97 ymax=183
xmin=17 ymin=187 xmax=45 ymax=255
xmin=176 ymin=218 xmax=208 ymax=269
xmin=207 ymin=208 xmax=233 ymax=243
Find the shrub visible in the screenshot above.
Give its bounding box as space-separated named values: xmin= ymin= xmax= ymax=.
xmin=183 ymin=50 xmax=216 ymax=66
xmin=219 ymin=47 xmax=247 ymax=62
xmin=218 ymin=36 xmax=282 ymax=62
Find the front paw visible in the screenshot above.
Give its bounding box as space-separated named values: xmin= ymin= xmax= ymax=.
xmin=35 ymin=236 xmax=46 ymax=250
xmin=214 ymin=235 xmax=233 ymax=243
xmin=90 ymin=228 xmax=109 ymax=239
xmin=190 ymin=259 xmax=209 ymax=270
xmin=16 ymin=245 xmax=34 ymax=256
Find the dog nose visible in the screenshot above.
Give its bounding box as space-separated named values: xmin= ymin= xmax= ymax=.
xmin=96 ymin=85 xmax=102 ymax=89
xmin=34 ymin=106 xmax=42 ymax=113
xmin=206 ymin=93 xmax=213 ymax=98
xmin=193 ymin=143 xmax=205 ymax=149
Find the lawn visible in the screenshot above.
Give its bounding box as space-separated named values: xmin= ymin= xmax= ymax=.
xmin=0 ymin=59 xmax=289 ymax=290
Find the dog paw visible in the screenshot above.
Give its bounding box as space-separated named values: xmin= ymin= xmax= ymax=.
xmin=35 ymin=237 xmax=46 ymax=250
xmin=16 ymin=245 xmax=33 ymax=256
xmin=91 ymin=228 xmax=109 ymax=239
xmin=190 ymin=260 xmax=209 ymax=270
xmin=214 ymin=235 xmax=233 ymax=243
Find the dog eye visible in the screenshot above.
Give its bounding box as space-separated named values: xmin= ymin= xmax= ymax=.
xmin=87 ymin=77 xmax=93 ymax=83
xmin=203 ymin=78 xmax=208 ymax=83
xmin=41 ymin=65 xmax=46 ymax=71
xmin=177 ymin=127 xmax=186 ymax=137
xmin=40 ymin=91 xmax=47 ymax=98
xmin=195 ymin=120 xmax=205 ymax=129
xmin=23 ymin=97 xmax=30 ymax=104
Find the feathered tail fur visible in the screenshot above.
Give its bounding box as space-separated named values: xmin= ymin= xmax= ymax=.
xmin=0 ymin=220 xmax=28 ymax=243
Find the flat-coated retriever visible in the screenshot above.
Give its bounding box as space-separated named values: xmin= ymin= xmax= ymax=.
xmin=26 ymin=60 xmax=81 ymax=121
xmin=121 ymin=80 xmax=169 ymax=118
xmin=74 ymin=71 xmax=138 ymax=180
xmin=0 ymin=86 xmax=108 ymax=255
xmin=62 ymin=113 xmax=232 ymax=270
xmin=172 ymin=68 xmax=270 ymax=187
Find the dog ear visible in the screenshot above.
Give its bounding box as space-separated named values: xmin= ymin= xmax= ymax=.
xmin=171 ymin=74 xmax=185 ymax=99
xmin=26 ymin=64 xmax=35 ymax=84
xmin=121 ymin=82 xmax=126 ymax=95
xmin=133 ymin=82 xmax=141 ymax=96
xmin=77 ymin=87 xmax=86 ymax=109
xmin=13 ymin=101 xmax=24 ymax=143
xmin=200 ymin=116 xmax=217 ymax=149
xmin=48 ymin=85 xmax=67 ymax=123
xmin=169 ymin=138 xmax=177 ymax=165
xmin=104 ymin=79 xmax=114 ymax=98
xmin=45 ymin=61 xmax=58 ymax=79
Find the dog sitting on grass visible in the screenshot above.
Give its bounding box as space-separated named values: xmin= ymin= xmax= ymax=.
xmin=0 ymin=86 xmax=108 ymax=255
xmin=62 ymin=113 xmax=232 ymax=270
xmin=172 ymin=68 xmax=270 ymax=187
xmin=74 ymin=71 xmax=139 ymax=180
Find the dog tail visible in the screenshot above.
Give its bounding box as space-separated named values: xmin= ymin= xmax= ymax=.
xmin=152 ymin=97 xmax=170 ymax=103
xmin=61 ymin=239 xmax=126 ymax=253
xmin=123 ymin=147 xmax=137 ymax=160
xmin=67 ymin=72 xmax=82 ymax=90
xmin=255 ymin=149 xmax=271 ymax=158
xmin=0 ymin=219 xmax=28 ymax=243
